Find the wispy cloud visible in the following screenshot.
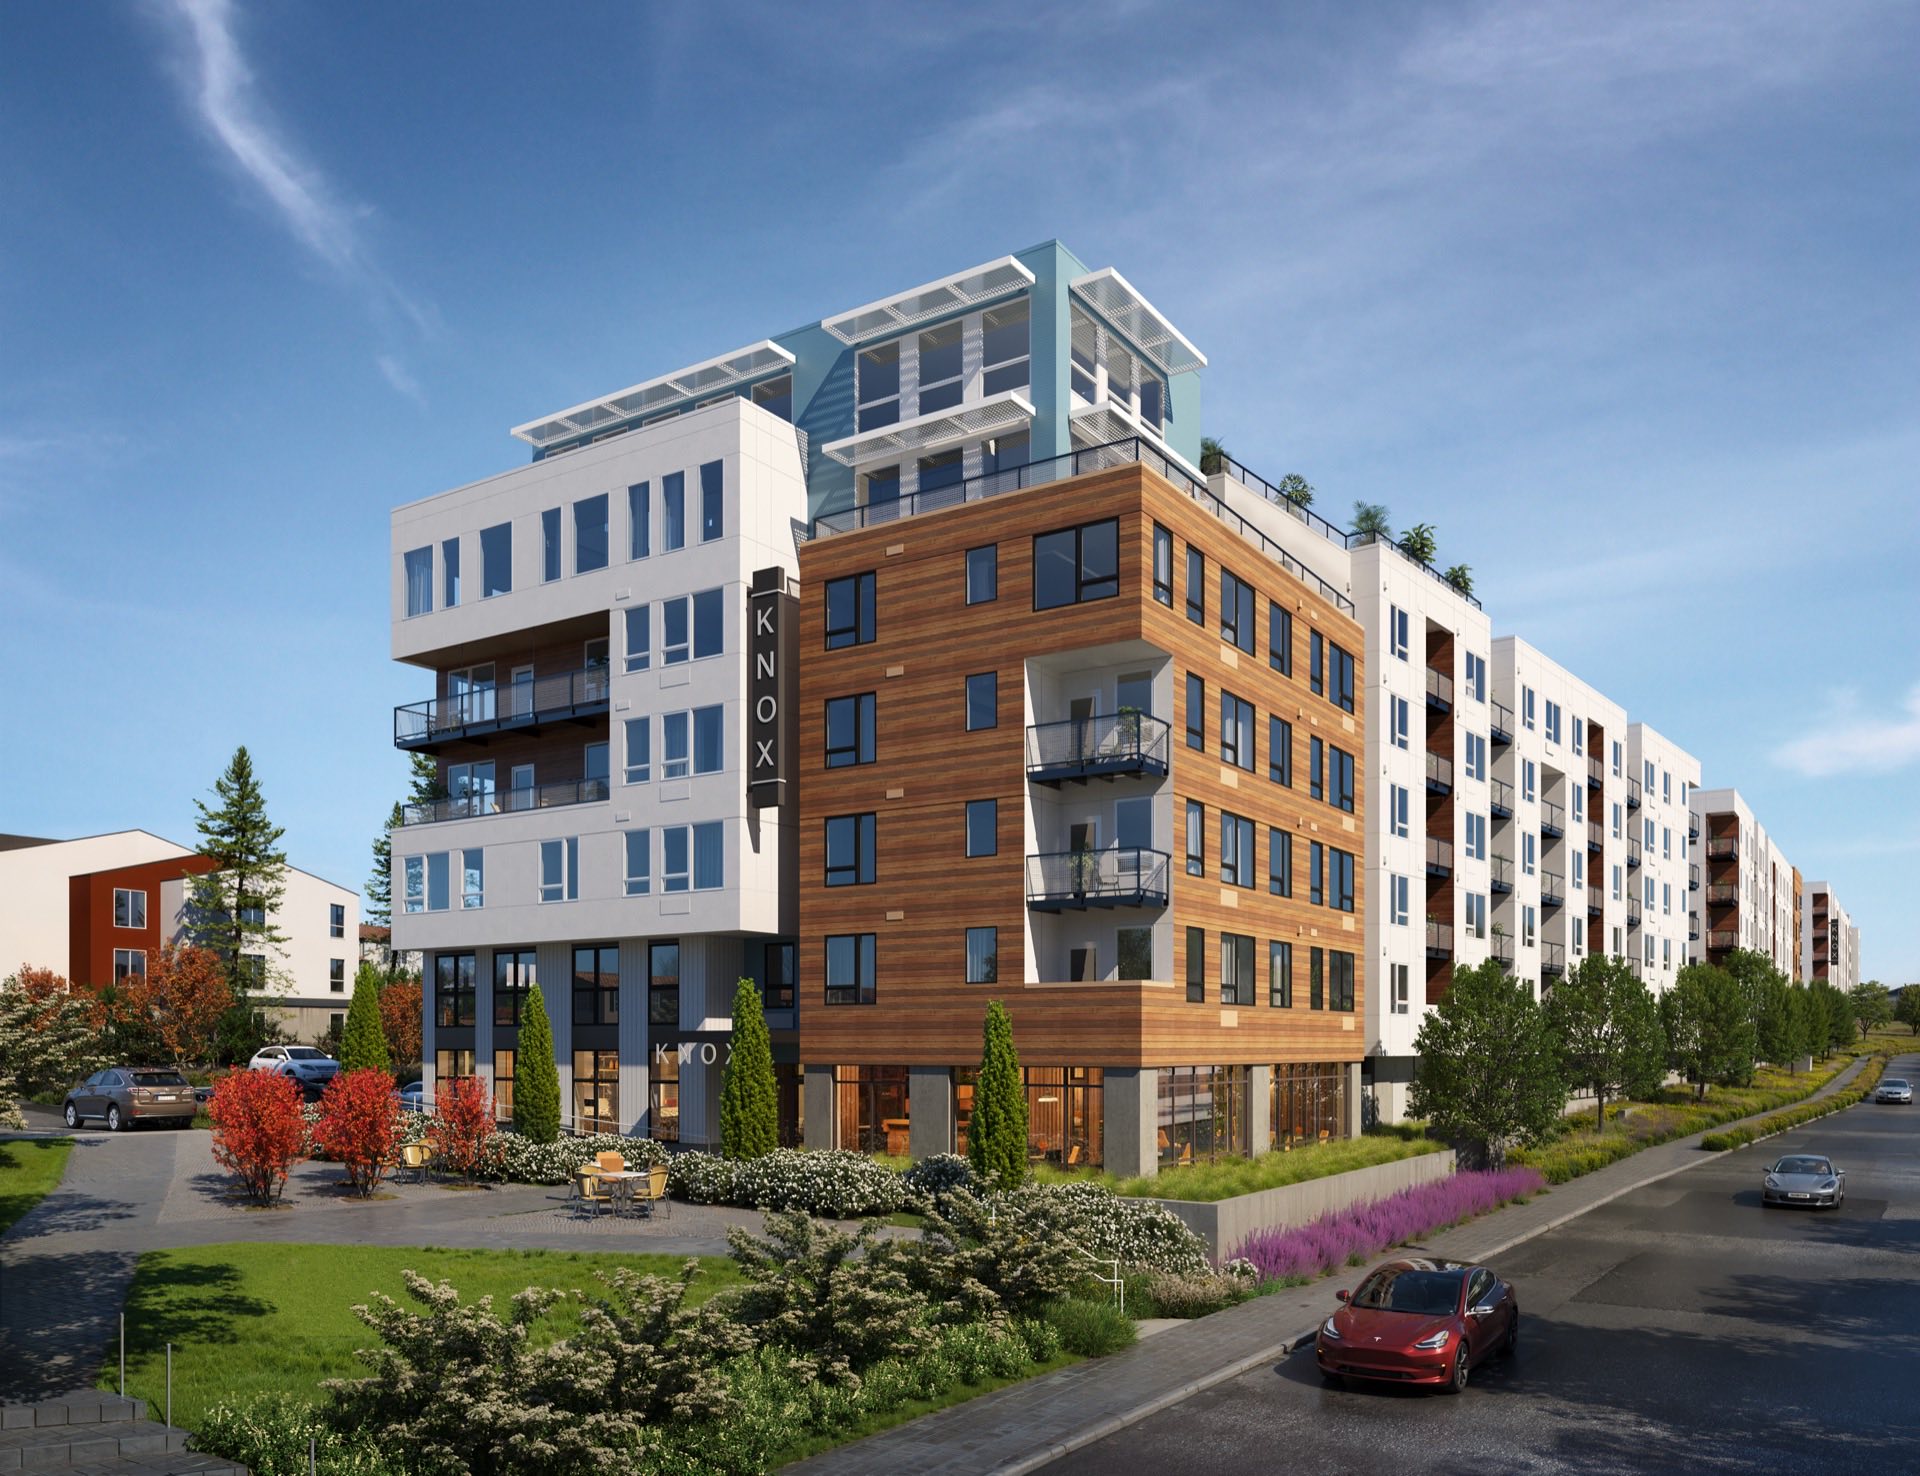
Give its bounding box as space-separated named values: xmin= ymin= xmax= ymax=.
xmin=1776 ymin=684 xmax=1920 ymax=777
xmin=376 ymin=354 xmax=425 ymax=406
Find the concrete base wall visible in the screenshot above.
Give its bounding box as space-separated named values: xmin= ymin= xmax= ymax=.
xmin=802 ymin=1064 xmax=835 ymax=1150
xmin=1104 ymin=1067 xmax=1158 ymax=1180
xmin=909 ymin=1066 xmax=953 ymax=1160
xmin=1144 ymin=1147 xmax=1458 ymax=1260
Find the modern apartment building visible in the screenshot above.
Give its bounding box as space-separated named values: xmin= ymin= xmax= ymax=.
xmin=1626 ymin=722 xmax=1702 ymax=993
xmin=0 ymin=830 xmax=358 ymax=1041
xmin=1688 ymin=787 xmax=1798 ymax=976
xmin=1800 ymin=882 xmax=1859 ymax=989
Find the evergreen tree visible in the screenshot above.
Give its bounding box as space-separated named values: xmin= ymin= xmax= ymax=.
xmin=367 ymin=753 xmax=442 ymax=928
xmin=339 ymin=962 xmax=392 ymax=1073
xmin=1542 ymin=954 xmax=1666 ymax=1131
xmin=1662 ymin=964 xmax=1758 ymax=1098
xmin=186 ymin=746 xmax=290 ymax=996
xmin=720 ymin=977 xmax=779 ymax=1159
xmin=514 ymin=984 xmax=560 ymax=1143
xmin=968 ymin=1001 xmax=1027 ymax=1186
xmin=1409 ymin=960 xmax=1565 ymax=1168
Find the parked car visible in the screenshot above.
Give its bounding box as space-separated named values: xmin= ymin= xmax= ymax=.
xmin=247 ymin=1045 xmax=339 ymax=1096
xmin=1315 ymin=1258 xmax=1519 ymax=1394
xmin=1762 ymin=1154 xmax=1845 ymax=1208
xmin=398 ymin=1081 xmax=426 ymax=1112
xmin=1873 ymin=1078 xmax=1913 ymax=1105
xmin=63 ymin=1068 xmax=198 ymax=1132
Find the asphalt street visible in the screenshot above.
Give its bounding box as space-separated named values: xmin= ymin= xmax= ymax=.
xmin=1049 ymin=1053 xmax=1920 ymax=1476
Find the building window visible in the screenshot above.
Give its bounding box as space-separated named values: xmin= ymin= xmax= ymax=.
xmin=966 ymin=672 xmax=998 ymax=730
xmin=1221 ymin=932 xmax=1256 ymax=1006
xmin=826 ymin=572 xmax=876 ymax=649
xmin=1465 ymin=652 xmax=1485 ymax=702
xmin=481 ymin=522 xmax=512 ymax=596
xmin=1523 ymin=685 xmax=1536 ymax=730
xmin=426 ymin=853 xmax=451 ymax=912
xmin=1572 ymin=716 xmax=1585 ymax=756
xmin=573 ymin=1049 xmax=619 ymax=1135
xmin=624 ymin=606 xmax=650 ymax=673
xmin=1310 ymin=631 xmax=1323 ymax=696
xmin=1221 ymin=812 xmax=1254 ymax=888
xmin=662 ymin=596 xmax=690 ymax=665
xmin=645 ymin=940 xmax=679 ymax=1030
xmin=825 ymin=693 xmax=877 ymax=767
xmin=624 ymin=829 xmax=650 ymax=896
xmin=966 ymin=545 xmax=998 ymax=605
xmin=490 ymin=1049 xmax=515 ymax=1119
xmin=693 ymin=822 xmax=723 ymax=890
xmin=628 ymin=483 xmax=649 ymax=560
xmin=1329 ymin=950 xmax=1356 ymax=1011
xmin=1389 ymin=605 xmax=1409 ymax=661
xmin=404 ymin=546 xmax=433 ymax=616
xmin=966 ymin=927 xmax=998 ymax=984
xmin=442 ymin=537 xmax=460 ymax=607
xmin=1391 ymin=783 xmax=1410 ymax=839
xmin=1391 ymin=872 xmax=1411 ymax=926
xmin=1268 ymin=829 xmax=1292 ymax=897
xmin=826 ymin=813 xmax=877 ymax=886
xmin=1152 ymin=524 xmax=1173 ymax=605
xmin=574 ymin=493 xmax=609 ymax=573
xmin=462 ymin=848 xmax=484 ymax=909
xmin=1329 ymin=745 xmax=1355 ymax=812
xmin=1161 ymin=1065 xmax=1251 ymax=1165
xmin=1186 ymin=926 xmax=1205 ymax=1002
xmin=541 ymin=508 xmax=561 ymax=582
xmin=572 ymin=945 xmax=618 ymax=1027
xmin=1523 ymin=758 xmax=1536 ymax=803
xmin=111 ymin=947 xmax=145 ymax=981
xmin=1033 ymin=519 xmax=1119 ymax=610
xmin=494 ymin=949 xmax=534 ymax=1028
xmin=1465 ymin=732 xmax=1486 ymax=782
xmin=965 ymin=799 xmax=997 ymax=858
xmin=1328 ymin=642 xmax=1356 ymax=713
xmin=647 ymin=1046 xmax=678 ymax=1143
xmin=1186 ymin=801 xmax=1205 ymax=876
xmin=692 ymin=587 xmax=723 ymax=658
xmin=328 ymin=902 xmax=344 ymax=939
xmin=1465 ymin=813 xmax=1486 ymax=862
xmin=693 ymin=705 xmax=723 ymax=774
xmin=825 ymin=933 xmax=877 ymax=1006
xmin=113 ymin=888 xmax=147 ymax=929
xmin=1391 ymin=963 xmax=1410 ymax=1015
xmin=700 ymin=459 xmax=724 ymax=542
xmin=1270 ymin=941 xmax=1293 ymax=1007
xmin=1220 ymin=691 xmax=1255 ymax=770
xmin=760 ymin=941 xmax=796 ymax=1011
xmin=1524 ymin=831 xmax=1536 ymax=875
xmin=857 ymin=339 xmax=900 ymax=429
xmin=1545 ymin=700 xmax=1562 ymax=745
xmin=662 ymin=470 xmax=686 ymax=551
xmin=1269 ymin=602 xmax=1292 ymax=675
xmin=660 ymin=827 xmax=691 ymax=892
xmin=1310 ymin=947 xmax=1325 ymax=1009
xmin=1117 ymin=927 xmax=1153 ymax=980
xmin=981 ymin=297 xmax=1030 ymax=394
xmin=1269 ymin=716 xmax=1292 ymax=786
xmin=1391 ymin=695 xmax=1409 ymax=750
xmin=433 ymin=953 xmax=476 ymax=1028
xmin=538 ymin=838 xmax=579 ymax=903
xmin=1185 ymin=546 xmax=1204 ymax=625
xmin=661 ymin=711 xmax=689 ymax=779
xmin=1186 ymin=673 xmax=1204 ymax=749
xmin=625 ymin=717 xmax=650 ymax=784
xmin=436 ymin=1048 xmax=476 ymax=1085
xmin=1220 ymin=569 xmax=1256 ymax=655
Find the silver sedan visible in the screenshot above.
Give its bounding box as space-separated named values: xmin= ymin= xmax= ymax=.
xmin=1873 ymin=1078 xmax=1913 ymax=1105
xmin=1762 ymin=1154 xmax=1845 ymax=1209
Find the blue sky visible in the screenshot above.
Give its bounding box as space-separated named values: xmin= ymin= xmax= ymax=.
xmin=3 ymin=1 xmax=1915 ymax=979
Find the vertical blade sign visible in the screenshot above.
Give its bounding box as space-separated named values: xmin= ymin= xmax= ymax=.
xmin=748 ymin=567 xmax=792 ymax=808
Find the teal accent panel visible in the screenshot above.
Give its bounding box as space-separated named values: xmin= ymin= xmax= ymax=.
xmin=1166 ymin=367 xmax=1203 ymax=469
xmin=777 ymin=322 xmax=857 ymax=518
xmin=1018 ymin=240 xmax=1081 ymax=462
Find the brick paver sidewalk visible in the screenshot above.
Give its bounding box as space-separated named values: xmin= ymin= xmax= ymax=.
xmin=790 ymin=1053 xmax=1878 ymax=1476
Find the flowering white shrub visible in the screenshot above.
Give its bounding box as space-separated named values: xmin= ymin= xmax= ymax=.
xmin=671 ymin=1150 xmax=907 ymax=1217
xmin=495 ymin=1131 xmax=669 ymax=1184
xmin=1012 ymin=1181 xmax=1209 ymax=1276
xmin=901 ymin=1153 xmax=976 ymax=1201
xmin=668 ymin=1153 xmax=742 ymax=1204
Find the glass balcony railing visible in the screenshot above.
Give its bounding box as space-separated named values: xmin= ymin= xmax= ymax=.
xmin=1540 ymin=801 xmax=1565 ymax=838
xmin=1490 ymin=854 xmax=1513 ymax=893
xmin=1491 ymin=933 xmax=1514 ymax=968
xmin=1426 ymin=752 xmax=1454 ymax=793
xmin=1628 ymin=838 xmax=1643 ymax=870
xmin=1587 ymin=820 xmax=1604 ymax=853
xmin=1426 ymin=837 xmax=1454 ymax=875
xmin=399 ymin=777 xmax=609 ymax=827
xmin=1540 ymin=941 xmax=1566 ymax=977
xmin=1025 ymin=849 xmax=1170 ymax=911
xmin=1587 ymin=756 xmax=1604 ymax=789
xmin=1706 ymin=883 xmax=1738 ymax=907
xmin=1490 ymin=700 xmax=1513 ymax=745
xmin=1490 ymin=778 xmax=1514 ymax=818
xmin=1707 ymin=928 xmax=1737 ymax=951
xmin=1425 ymin=667 xmax=1453 ymax=711
xmin=1025 ymin=712 xmax=1170 ymax=785
xmin=395 ymin=666 xmax=610 ymax=749
xmin=1425 ymin=920 xmax=1454 ymax=957
xmin=1540 ymin=870 xmax=1564 ymax=908
xmin=1627 ymin=777 xmax=1642 ymax=810
xmin=1707 ymin=838 xmax=1737 ymax=861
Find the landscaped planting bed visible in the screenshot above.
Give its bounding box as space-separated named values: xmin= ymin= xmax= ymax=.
xmin=1700 ymin=1055 xmax=1888 ymax=1150
xmin=1033 ymin=1131 xmax=1446 ymax=1203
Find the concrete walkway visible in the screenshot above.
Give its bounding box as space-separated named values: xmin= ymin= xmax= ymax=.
xmin=789 ymin=1053 xmax=1875 ymax=1476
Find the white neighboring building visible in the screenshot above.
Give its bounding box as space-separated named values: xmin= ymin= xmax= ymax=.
xmin=1800 ymin=881 xmax=1860 ymax=990
xmin=1689 ymin=787 xmax=1797 ymax=977
xmin=1626 ymin=723 xmax=1702 ymax=994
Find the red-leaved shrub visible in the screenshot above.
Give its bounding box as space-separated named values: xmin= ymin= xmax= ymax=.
xmin=209 ymin=1068 xmax=307 ymax=1204
xmin=431 ymin=1074 xmax=498 ymax=1183
xmin=314 ymin=1068 xmax=400 ymax=1197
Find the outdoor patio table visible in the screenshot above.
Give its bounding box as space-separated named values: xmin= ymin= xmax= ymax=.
xmin=597 ymin=1169 xmax=651 ymax=1217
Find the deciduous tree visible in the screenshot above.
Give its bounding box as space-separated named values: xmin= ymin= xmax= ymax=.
xmin=144 ymin=944 xmax=234 ymax=1067
xmin=0 ymin=970 xmax=110 ymax=1123
xmin=719 ymin=977 xmax=778 ymax=1160
xmin=314 ymin=1068 xmax=401 ymax=1197
xmin=1849 ymin=980 xmax=1892 ymax=1037
xmin=379 ymin=977 xmax=423 ymax=1067
xmin=968 ymin=1001 xmax=1027 ymax=1186
xmin=209 ymin=1067 xmax=307 ymax=1204
xmin=1896 ymin=986 xmax=1920 ymax=1037
xmin=1662 ymin=964 xmax=1757 ymax=1098
xmin=339 ymin=963 xmax=392 ymax=1074
xmin=1409 ymin=961 xmax=1565 ymax=1167
xmin=431 ymin=1074 xmax=497 ymax=1184
xmin=513 ymin=984 xmax=560 ymax=1143
xmin=1543 ymin=955 xmax=1666 ymax=1131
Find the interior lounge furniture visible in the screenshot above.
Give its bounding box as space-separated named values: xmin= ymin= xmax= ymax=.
xmin=882 ymin=1118 xmax=910 ymax=1156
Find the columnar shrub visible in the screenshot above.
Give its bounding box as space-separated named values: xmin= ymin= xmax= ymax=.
xmin=513 ymin=984 xmax=561 ymax=1143
xmin=210 ymin=1068 xmax=307 ymax=1203
xmin=314 ymin=1068 xmax=401 ymax=1198
xmin=339 ymin=964 xmax=392 ymax=1075
xmin=970 ymin=1000 xmax=1027 ymax=1187
xmin=719 ymin=977 xmax=778 ymax=1160
xmin=432 ymin=1074 xmax=499 ymax=1183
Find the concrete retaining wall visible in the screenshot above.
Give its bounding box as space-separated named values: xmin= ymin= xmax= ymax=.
xmin=1141 ymin=1148 xmax=1459 ymax=1260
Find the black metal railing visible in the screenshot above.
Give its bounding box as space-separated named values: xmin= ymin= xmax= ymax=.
xmin=1025 ymin=849 xmax=1170 ymax=910
xmin=1627 ymin=909 xmax=1642 ymax=929
xmin=1540 ymin=941 xmax=1566 ymax=977
xmin=1425 ymin=667 xmax=1453 ymax=710
xmin=1426 ymin=837 xmax=1454 ymax=875
xmin=1490 ymin=778 xmax=1514 ymax=818
xmin=1490 ymin=855 xmax=1513 ymax=892
xmin=400 ymin=777 xmax=609 ymax=827
xmin=1025 ymin=712 xmax=1170 ymax=783
xmin=1426 ymin=752 xmax=1454 ymax=792
xmin=1540 ymin=801 xmax=1565 ymax=837
xmin=1426 ymin=920 xmax=1454 ymax=956
xmin=395 ymin=666 xmax=610 ymax=748
xmin=1490 ymin=700 xmax=1512 ymax=744
xmin=1541 ymin=870 xmax=1564 ymax=908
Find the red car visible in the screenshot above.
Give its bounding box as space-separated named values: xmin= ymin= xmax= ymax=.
xmin=1315 ymin=1258 xmax=1519 ymax=1393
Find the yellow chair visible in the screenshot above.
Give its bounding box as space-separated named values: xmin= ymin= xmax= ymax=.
xmin=574 ymin=1164 xmax=611 ymax=1216
xmin=595 ymin=1151 xmax=626 ymax=1175
xmin=400 ymin=1142 xmax=433 ymax=1185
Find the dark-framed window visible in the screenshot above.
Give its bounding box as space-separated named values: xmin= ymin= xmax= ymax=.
xmin=572 ymin=1049 xmax=619 ymax=1135
xmin=329 ymin=958 xmax=345 ymax=992
xmin=1185 ymin=545 xmax=1205 ymax=624
xmin=1329 ymin=641 xmax=1356 ymax=713
xmin=1185 ymin=926 xmax=1205 ymax=1002
xmin=433 ymin=952 xmax=476 ymax=1028
xmin=328 ymin=902 xmax=344 ymax=939
xmin=1186 ymin=800 xmax=1204 ymax=877
xmin=1310 ymin=737 xmax=1325 ymax=801
xmin=1185 ymin=673 xmax=1204 ymax=749
xmin=1270 ymin=941 xmax=1293 ymax=1008
xmin=1329 ymin=746 xmax=1356 ymax=813
xmin=1269 ymin=716 xmax=1292 ymax=786
xmin=965 ymin=927 xmax=998 ymax=984
xmin=1152 ymin=523 xmax=1174 ymax=606
xmin=1221 ymin=931 xmax=1256 ymax=1006
xmin=825 ymin=813 xmax=877 ymax=886
xmin=494 ymin=948 xmax=536 ymax=1028
xmin=966 ymin=799 xmax=997 ymax=858
xmin=650 ymin=941 xmax=680 ymax=1028
xmin=966 ymin=545 xmax=998 ymax=605
xmin=1269 ymin=602 xmax=1292 ymax=675
xmin=1310 ymin=946 xmax=1325 ymax=1010
xmin=1330 ymin=847 xmax=1356 ymax=912
xmin=825 ymin=693 xmax=876 ymax=767
xmin=825 ymin=933 xmax=877 ymax=1006
xmin=1310 ymin=841 xmax=1325 ymax=907
xmin=436 ymin=1047 xmax=475 ymax=1084
xmin=700 ymin=459 xmax=724 ymax=542
xmin=1221 ymin=811 xmax=1254 ymax=888
xmin=1033 ymin=518 xmax=1119 ymax=609
xmin=966 ymin=671 xmax=998 ymax=730
xmin=1220 ymin=569 xmax=1255 ymax=655
xmin=1329 ymin=950 xmax=1357 ymax=1011
xmin=763 ymin=941 xmax=796 ymax=1011
xmin=572 ymin=944 xmax=619 ymax=1027
xmin=492 ymin=1049 xmax=515 ymax=1119
xmin=1269 ymin=828 xmax=1292 ymax=897
xmin=1310 ymin=630 xmax=1325 ymax=696
xmin=1220 ymin=691 xmax=1255 ymax=770
xmin=825 ymin=572 xmax=876 ymax=649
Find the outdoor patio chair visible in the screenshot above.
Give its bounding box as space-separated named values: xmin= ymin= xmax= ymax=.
xmin=595 ymin=1150 xmax=626 ymax=1175
xmin=643 ymin=1163 xmax=670 ymax=1219
xmin=399 ymin=1142 xmax=433 ymax=1185
xmin=573 ymin=1164 xmax=611 ymax=1216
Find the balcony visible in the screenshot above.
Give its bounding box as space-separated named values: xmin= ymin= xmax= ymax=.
xmin=1426 ymin=752 xmax=1454 ymax=794
xmin=1588 ymin=896 xmax=1603 ymax=919
xmin=1426 ymin=837 xmax=1455 ymax=877
xmin=1490 ymin=700 xmax=1513 ymax=746
xmin=395 ymin=667 xmax=610 ymax=751
xmin=1026 ymin=849 xmax=1170 ymax=912
xmin=1627 ymin=908 xmax=1641 ymax=930
xmin=1490 ymin=779 xmax=1514 ymax=819
xmin=399 ymin=777 xmax=608 ymax=827
xmin=1426 ymin=920 xmax=1454 ymax=959
xmin=1627 ymin=838 xmax=1642 ymax=870
xmin=1706 ymin=928 xmax=1737 ymax=951
xmin=1707 ymin=838 xmax=1737 ymax=861
xmin=1587 ymin=820 xmax=1604 ymax=854
xmin=1587 ymin=756 xmax=1604 ymax=791
xmin=1540 ymin=870 xmax=1564 ymax=909
xmin=1706 ymin=883 xmax=1738 ymax=907
xmin=1626 ymin=777 xmax=1642 ymax=810
xmin=1025 ymin=713 xmax=1171 ymax=786
xmin=1689 ymin=919 xmax=1700 ymax=942
xmin=1689 ymin=862 xmax=1700 ymax=892
xmin=1425 ymin=667 xmax=1453 ymax=713
xmin=1688 ymin=819 xmax=1699 ymax=843
xmin=1540 ymin=801 xmax=1565 ymax=839
xmin=1491 ymin=933 xmax=1514 ymax=969
xmin=1540 ymin=941 xmax=1565 ymax=979
xmin=1490 ymin=854 xmax=1513 ymax=894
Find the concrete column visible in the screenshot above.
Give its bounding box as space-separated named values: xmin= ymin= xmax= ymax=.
xmin=618 ymin=940 xmax=649 ymax=1138
xmin=803 ymin=1064 xmax=836 ymax=1150
xmin=420 ymin=975 xmax=436 ymax=1108
xmin=1247 ymin=1065 xmax=1272 ymax=1154
xmin=909 ymin=1067 xmax=953 ymax=1160
xmin=474 ymin=949 xmax=495 ymax=1103
xmin=1103 ymin=1066 xmax=1158 ymax=1179
xmin=1345 ymin=1061 xmax=1364 ymax=1139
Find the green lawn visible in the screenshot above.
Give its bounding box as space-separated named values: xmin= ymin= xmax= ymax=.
xmin=1033 ymin=1132 xmax=1447 ymax=1203
xmin=0 ymin=1137 xmax=73 ymax=1234
xmin=103 ymin=1243 xmax=740 ymax=1431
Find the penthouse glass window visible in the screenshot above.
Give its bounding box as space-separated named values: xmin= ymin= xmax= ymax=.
xmin=1186 ymin=674 xmax=1204 ymax=750
xmin=662 ymin=471 xmax=685 ymax=551
xmin=1152 ymin=524 xmax=1173 ymax=606
xmin=1186 ymin=926 xmax=1205 ymax=1002
xmin=624 ymin=606 xmax=649 ymax=673
xmin=1269 ymin=717 xmax=1292 ymax=786
xmin=1269 ymin=603 xmax=1292 ymax=674
xmin=1185 ymin=547 xmax=1205 ymax=624
xmin=966 ymin=672 xmax=997 ymax=731
xmin=1220 ymin=692 xmax=1255 ymax=771
xmin=826 ymin=693 xmax=876 ymax=767
xmin=1221 ymin=932 xmax=1256 ymax=1007
xmin=1269 ymin=829 xmax=1292 ymax=897
xmin=825 ymin=572 xmax=876 ymax=649
xmin=825 ymin=933 xmax=877 ymax=1006
xmin=434 ymin=953 xmax=476 ymax=1028
xmin=826 ymin=813 xmax=877 ymax=887
xmin=1033 ymin=518 xmax=1118 ymax=610
xmin=574 ymin=493 xmax=609 ymax=573
xmin=479 ymin=522 xmax=511 ymax=597
xmin=1220 ymin=569 xmax=1256 ymax=655
xmin=1186 ymin=801 xmax=1204 ymax=877
xmin=572 ymin=945 xmax=618 ymax=1027
xmin=404 ymin=546 xmax=432 ymax=616
xmin=1221 ymin=812 xmax=1254 ymax=888
xmin=494 ymin=948 xmax=535 ymax=1028
xmin=966 ymin=545 xmax=998 ymax=605
xmin=628 ymin=483 xmax=649 ymax=559
xmin=917 ymin=320 xmax=964 ymax=413
xmin=541 ymin=508 xmax=561 ymax=582
xmin=1270 ymin=941 xmax=1293 ymax=1007
xmin=700 ymin=460 xmax=724 ymax=542
xmin=443 ymin=537 xmax=461 ymax=607
xmin=857 ymin=341 xmax=900 ymax=430
xmin=982 ymin=298 xmax=1030 ymax=394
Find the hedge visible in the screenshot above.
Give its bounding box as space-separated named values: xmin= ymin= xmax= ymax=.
xmin=1700 ymin=1057 xmax=1888 ymax=1151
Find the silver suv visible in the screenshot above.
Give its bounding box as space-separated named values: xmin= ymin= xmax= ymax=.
xmin=247 ymin=1045 xmax=340 ymax=1095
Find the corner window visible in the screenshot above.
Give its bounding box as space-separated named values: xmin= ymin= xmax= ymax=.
xmin=1152 ymin=523 xmax=1173 ymax=606
xmin=481 ymin=522 xmax=512 ymax=597
xmin=825 ymin=813 xmax=877 ymax=887
xmin=628 ymin=483 xmax=650 ymax=560
xmin=966 ymin=672 xmax=998 ymax=731
xmin=825 ymin=572 xmax=876 ymax=649
xmin=966 ymin=799 xmax=998 ymax=858
xmin=574 ymin=493 xmax=609 ymax=573
xmin=700 ymin=460 xmax=724 ymax=542
xmin=404 ymin=546 xmax=433 ymax=616
xmin=662 ymin=471 xmax=685 ymax=551
xmin=541 ymin=508 xmax=561 ymax=582
xmin=825 ymin=933 xmax=877 ymax=1006
xmin=1033 ymin=519 xmax=1119 ymax=610
xmin=966 ymin=545 xmax=998 ymax=605
xmin=965 ymin=927 xmax=998 ymax=985
xmin=825 ymin=693 xmax=876 ymax=767
xmin=693 ymin=587 xmax=723 ymax=658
